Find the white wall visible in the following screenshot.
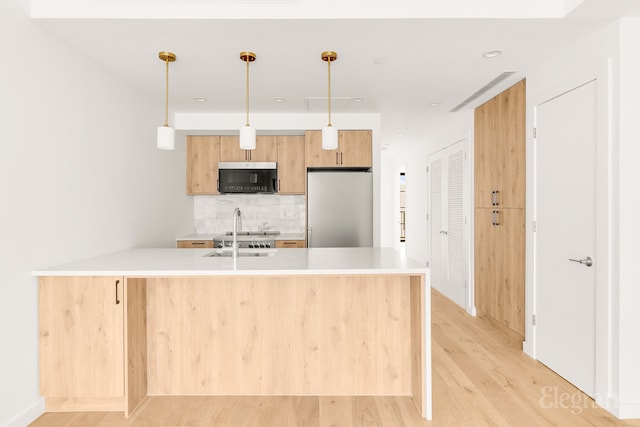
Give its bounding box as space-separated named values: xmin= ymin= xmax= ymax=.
xmin=0 ymin=1 xmax=193 ymax=425
xmin=617 ymin=17 xmax=640 ymax=418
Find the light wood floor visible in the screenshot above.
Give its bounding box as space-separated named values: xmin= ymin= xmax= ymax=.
xmin=30 ymin=289 xmax=640 ymax=427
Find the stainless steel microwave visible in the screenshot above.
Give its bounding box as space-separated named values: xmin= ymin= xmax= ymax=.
xmin=218 ymin=162 xmax=278 ymax=193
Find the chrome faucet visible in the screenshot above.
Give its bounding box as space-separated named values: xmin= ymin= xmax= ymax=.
xmin=232 ymin=207 xmax=242 ymax=258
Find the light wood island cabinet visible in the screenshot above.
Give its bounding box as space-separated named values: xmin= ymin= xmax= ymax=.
xmin=39 ymin=276 xmax=148 ymax=415
xmin=305 ymin=130 xmax=372 ymax=168
xmin=35 ymin=248 xmax=428 ymax=419
xmin=39 ymin=276 xmax=124 ymax=402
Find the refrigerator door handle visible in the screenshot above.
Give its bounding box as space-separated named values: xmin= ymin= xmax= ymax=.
xmin=307 ymin=226 xmax=312 ymax=247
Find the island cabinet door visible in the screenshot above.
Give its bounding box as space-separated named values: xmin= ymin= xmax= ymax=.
xmin=39 ymin=276 xmax=125 ymax=398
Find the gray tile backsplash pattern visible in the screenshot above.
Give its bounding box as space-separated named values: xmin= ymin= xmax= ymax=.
xmin=194 ymin=195 xmax=306 ymax=234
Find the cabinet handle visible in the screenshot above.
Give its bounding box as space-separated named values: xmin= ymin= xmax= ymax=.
xmin=336 ymin=152 xmax=339 ymax=165
xmin=115 ymin=280 xmax=120 ymax=305
xmin=278 ymin=179 xmax=281 ymax=192
xmin=340 ymin=152 xmax=343 ymax=165
xmin=216 ymin=179 xmax=219 ymax=192
xmin=192 ymin=242 xmax=205 ymax=245
xmin=491 ymin=190 xmax=500 ymax=206
xmin=492 ymin=210 xmax=500 ymax=226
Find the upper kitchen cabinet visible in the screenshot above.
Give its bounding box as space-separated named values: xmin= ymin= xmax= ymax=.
xmin=474 ymin=80 xmax=525 ymax=209
xmin=219 ymin=135 xmax=277 ymax=162
xmin=276 ymin=135 xmax=305 ymax=194
xmin=187 ymin=135 xmax=220 ymax=195
xmin=305 ymin=130 xmax=372 ymax=168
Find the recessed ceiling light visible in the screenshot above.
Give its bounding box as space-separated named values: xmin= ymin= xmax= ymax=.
xmin=482 ymin=50 xmax=503 ymax=59
xmin=193 ymin=97 xmax=208 ymax=102
xmin=373 ymin=57 xmax=387 ymax=65
xmin=351 ymin=97 xmax=365 ymax=103
xmin=430 ymin=102 xmax=441 ymax=107
xmin=272 ymin=97 xmax=286 ymax=103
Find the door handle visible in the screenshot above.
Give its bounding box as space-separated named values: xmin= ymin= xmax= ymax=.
xmin=568 ymin=256 xmax=593 ymax=267
xmin=439 ymin=230 xmax=448 ymax=235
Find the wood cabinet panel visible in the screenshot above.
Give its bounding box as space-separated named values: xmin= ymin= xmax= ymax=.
xmin=474 ymin=80 xmax=525 ymax=209
xmin=305 ymin=130 xmax=372 ymax=168
xmin=474 ymin=208 xmax=525 ymax=337
xmin=339 ymin=130 xmax=372 ymax=168
xmin=305 ymin=130 xmax=338 ymax=167
xmin=276 ymin=136 xmax=305 ymax=194
xmin=275 ymin=239 xmax=306 ymax=248
xmin=219 ymin=135 xmax=277 ymax=162
xmin=146 ymin=275 xmax=413 ymax=396
xmin=187 ymin=135 xmax=220 ymax=195
xmin=39 ymin=276 xmax=125 ymax=398
xmin=177 ymin=240 xmax=214 ymax=248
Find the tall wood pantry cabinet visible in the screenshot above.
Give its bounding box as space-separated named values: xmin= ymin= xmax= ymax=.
xmin=474 ymin=79 xmax=526 ymax=338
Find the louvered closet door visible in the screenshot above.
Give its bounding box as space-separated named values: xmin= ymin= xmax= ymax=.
xmin=428 ymin=139 xmax=469 ymax=309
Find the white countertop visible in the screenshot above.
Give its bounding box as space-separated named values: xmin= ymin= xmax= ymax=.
xmin=177 ymin=233 xmax=307 ymax=241
xmin=32 ymin=247 xmax=427 ymax=277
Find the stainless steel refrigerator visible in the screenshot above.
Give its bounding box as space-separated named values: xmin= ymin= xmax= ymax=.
xmin=307 ymin=171 xmax=373 ymax=247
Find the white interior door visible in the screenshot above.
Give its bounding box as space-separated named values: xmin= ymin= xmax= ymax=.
xmin=535 ymin=80 xmax=597 ymax=396
xmin=428 ymin=140 xmax=469 ymax=309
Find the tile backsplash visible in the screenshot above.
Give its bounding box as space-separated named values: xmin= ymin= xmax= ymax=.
xmin=194 ymin=194 xmax=306 ymax=234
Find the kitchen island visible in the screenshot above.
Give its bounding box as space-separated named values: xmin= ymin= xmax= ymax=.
xmin=33 ymin=247 xmax=430 ymax=419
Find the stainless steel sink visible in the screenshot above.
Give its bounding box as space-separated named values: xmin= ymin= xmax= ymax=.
xmin=203 ymin=249 xmax=277 ymax=258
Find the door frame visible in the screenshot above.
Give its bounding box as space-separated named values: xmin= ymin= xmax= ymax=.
xmin=525 ymin=60 xmax=613 ymax=411
xmin=427 ymin=134 xmax=473 ymax=315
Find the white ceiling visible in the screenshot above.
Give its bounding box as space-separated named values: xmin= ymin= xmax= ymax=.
xmin=31 ymin=0 xmax=640 ymax=148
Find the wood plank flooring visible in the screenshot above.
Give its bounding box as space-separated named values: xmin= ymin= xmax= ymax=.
xmin=30 ymin=289 xmax=640 ymax=426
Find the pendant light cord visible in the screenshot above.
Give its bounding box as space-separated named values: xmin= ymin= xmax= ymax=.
xmin=164 ymin=57 xmax=169 ymax=127
xmin=327 ymin=58 xmax=332 ymax=127
xmin=245 ymin=58 xmax=250 ymax=127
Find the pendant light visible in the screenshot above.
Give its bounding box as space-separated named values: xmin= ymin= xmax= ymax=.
xmin=157 ymin=51 xmax=176 ymax=150
xmin=239 ymin=51 xmax=257 ymax=150
xmin=321 ymin=51 xmax=338 ymax=150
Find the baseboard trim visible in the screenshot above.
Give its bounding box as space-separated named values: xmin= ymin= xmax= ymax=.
xmin=617 ymin=401 xmax=640 ymax=419
xmin=3 ymin=398 xmax=45 ymax=427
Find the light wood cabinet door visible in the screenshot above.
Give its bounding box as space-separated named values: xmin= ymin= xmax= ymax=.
xmin=277 ymin=136 xmax=305 ymax=194
xmin=220 ymin=135 xmax=277 ymax=162
xmin=187 ymin=135 xmax=220 ymax=195
xmin=474 ymin=208 xmax=525 ymax=337
xmin=339 ymin=130 xmax=372 ymax=168
xmin=39 ymin=276 xmax=125 ymax=398
xmin=305 ymin=130 xmax=338 ymax=167
xmin=474 ymin=80 xmax=525 ymax=208
xmin=275 ymin=239 xmax=306 ymax=248
xmin=177 ymin=240 xmax=214 ymax=248
xmin=305 ymin=130 xmax=372 ymax=168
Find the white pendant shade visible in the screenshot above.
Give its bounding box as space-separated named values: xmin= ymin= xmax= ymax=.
xmin=157 ymin=125 xmax=175 ymax=150
xmin=322 ymin=125 xmax=338 ymax=150
xmin=239 ymin=125 xmax=256 ymax=150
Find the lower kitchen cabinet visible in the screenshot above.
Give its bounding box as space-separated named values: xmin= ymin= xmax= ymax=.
xmin=177 ymin=240 xmax=214 ymax=248
xmin=39 ymin=276 xmax=125 ymax=400
xmin=275 ymin=239 xmax=306 ymax=248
